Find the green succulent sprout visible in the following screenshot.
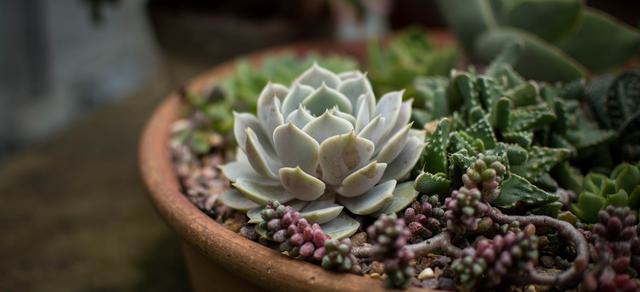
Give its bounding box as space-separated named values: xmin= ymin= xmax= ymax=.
xmin=367 ymin=28 xmax=458 ymax=99
xmin=219 ymin=63 xmax=425 ymax=238
xmin=571 ymin=162 xmax=640 ymax=223
xmin=438 ymin=0 xmax=640 ymax=82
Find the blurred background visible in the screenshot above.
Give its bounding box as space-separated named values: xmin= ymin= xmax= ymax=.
xmin=0 ymin=0 xmax=637 ymax=291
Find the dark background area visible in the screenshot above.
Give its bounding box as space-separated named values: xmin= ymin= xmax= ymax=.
xmin=0 ymin=0 xmax=637 ymax=291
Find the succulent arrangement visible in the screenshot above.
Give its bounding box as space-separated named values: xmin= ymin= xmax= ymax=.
xmin=169 ymin=30 xmax=640 ymax=291
xmin=217 ymin=63 xmax=425 ymax=237
xmin=438 ymin=0 xmax=640 ymax=81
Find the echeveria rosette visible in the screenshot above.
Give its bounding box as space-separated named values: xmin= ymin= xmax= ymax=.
xmin=219 ymin=63 xmax=426 ymax=230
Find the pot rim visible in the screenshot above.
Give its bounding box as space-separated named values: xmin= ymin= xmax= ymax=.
xmin=139 ymin=37 xmax=453 ymax=292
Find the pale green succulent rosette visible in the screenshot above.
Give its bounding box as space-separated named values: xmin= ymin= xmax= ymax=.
xmin=219 ymin=63 xmax=424 ymax=235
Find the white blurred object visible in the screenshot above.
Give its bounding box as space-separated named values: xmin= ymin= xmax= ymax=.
xmin=0 ymin=0 xmax=158 ymax=155
xmin=330 ymin=0 xmax=391 ymax=41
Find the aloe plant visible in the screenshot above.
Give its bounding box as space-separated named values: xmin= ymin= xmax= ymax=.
xmin=219 ymin=63 xmax=424 ymax=238
xmin=410 ymin=44 xmax=614 ymax=213
xmin=438 ymin=0 xmax=640 ymax=81
xmin=571 ymin=162 xmax=640 ymax=223
xmin=580 ymin=70 xmax=640 ymax=162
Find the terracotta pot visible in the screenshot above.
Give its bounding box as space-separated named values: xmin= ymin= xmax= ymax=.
xmin=140 ymin=33 xmax=454 ymax=292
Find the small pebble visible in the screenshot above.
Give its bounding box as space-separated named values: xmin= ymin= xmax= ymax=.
xmin=540 ymin=255 xmax=555 ymax=268
xmin=437 ymin=277 xmax=456 ymax=290
xmin=418 ymin=268 xmax=435 ymax=280
xmin=369 ymin=273 xmax=383 ymax=280
xmin=421 ymin=279 xmax=439 ymax=289
xmin=350 ymin=232 xmax=368 ymax=246
xmin=370 ymin=261 xmax=385 ymax=274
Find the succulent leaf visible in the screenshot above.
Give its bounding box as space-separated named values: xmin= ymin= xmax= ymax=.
xmin=218 ymin=158 xmax=280 ymax=186
xmin=493 ymin=174 xmax=558 ymax=210
xmin=244 ymin=128 xmax=279 ymax=178
xmin=337 ymin=72 xmax=374 ymax=110
xmin=299 ymin=194 xmax=344 ymax=224
xmin=279 ymin=167 xmax=325 ymax=201
xmin=285 ymin=106 xmax=315 ymax=129
xmin=374 ymin=91 xmax=404 ymax=136
xmin=233 ymin=179 xmax=295 ymax=205
xmin=555 ymin=9 xmax=640 ymax=71
xmin=281 ymin=84 xmax=314 ymax=117
xmin=467 ymin=116 xmax=497 ymax=149
xmin=338 ymin=180 xmax=396 ymax=215
xmin=303 ymin=111 xmax=354 ymax=143
xmin=219 ymin=189 xmax=260 ymax=211
xmin=503 ymin=0 xmax=582 ymax=42
xmin=337 ymin=161 xmax=387 ymax=197
xmin=233 ymin=112 xmax=273 ymax=154
xmin=320 ymin=212 xmax=361 ymax=239
xmin=377 ymin=124 xmax=412 ymax=163
xmin=319 ymin=132 xmax=375 ymax=185
xmin=273 ymin=123 xmax=319 ymax=174
xmin=303 ymin=84 xmax=352 ymax=115
xmin=420 ymin=118 xmax=450 ymax=174
xmin=295 ymin=63 xmax=340 ymax=89
xmin=374 ymin=181 xmax=420 ymax=215
xmin=414 ymin=172 xmax=451 ymax=196
xmin=381 ymin=136 xmax=425 ymax=181
xmin=358 ymin=116 xmax=386 ymax=145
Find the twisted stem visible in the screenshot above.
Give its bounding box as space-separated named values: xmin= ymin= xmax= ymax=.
xmin=487 ymin=208 xmax=589 ymax=286
xmin=351 ymin=232 xmax=461 ymax=258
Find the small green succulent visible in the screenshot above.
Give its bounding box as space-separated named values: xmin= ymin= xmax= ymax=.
xmin=176 ymin=53 xmax=359 ymax=154
xmin=571 ymin=162 xmax=640 ymax=223
xmin=219 ymin=64 xmax=424 ymax=237
xmin=438 ymin=0 xmax=640 ymax=82
xmin=367 ymin=28 xmax=458 ymax=99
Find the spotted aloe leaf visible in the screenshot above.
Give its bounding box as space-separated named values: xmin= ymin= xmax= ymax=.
xmin=414 ymin=172 xmax=450 ymax=196
xmin=514 ymin=146 xmax=570 ymax=182
xmin=494 ymin=173 xmax=559 ymax=210
xmin=419 ymin=118 xmax=450 ymax=174
xmin=467 ymin=116 xmax=497 ymax=149
xmin=502 ymin=131 xmax=533 ymax=148
xmin=508 ymin=103 xmax=556 ymax=131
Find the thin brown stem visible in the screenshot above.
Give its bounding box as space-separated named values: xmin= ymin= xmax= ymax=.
xmin=407 ymin=232 xmax=462 ymax=257
xmin=488 ymin=208 xmax=589 ymax=286
xmin=351 ymin=232 xmax=461 ymax=259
